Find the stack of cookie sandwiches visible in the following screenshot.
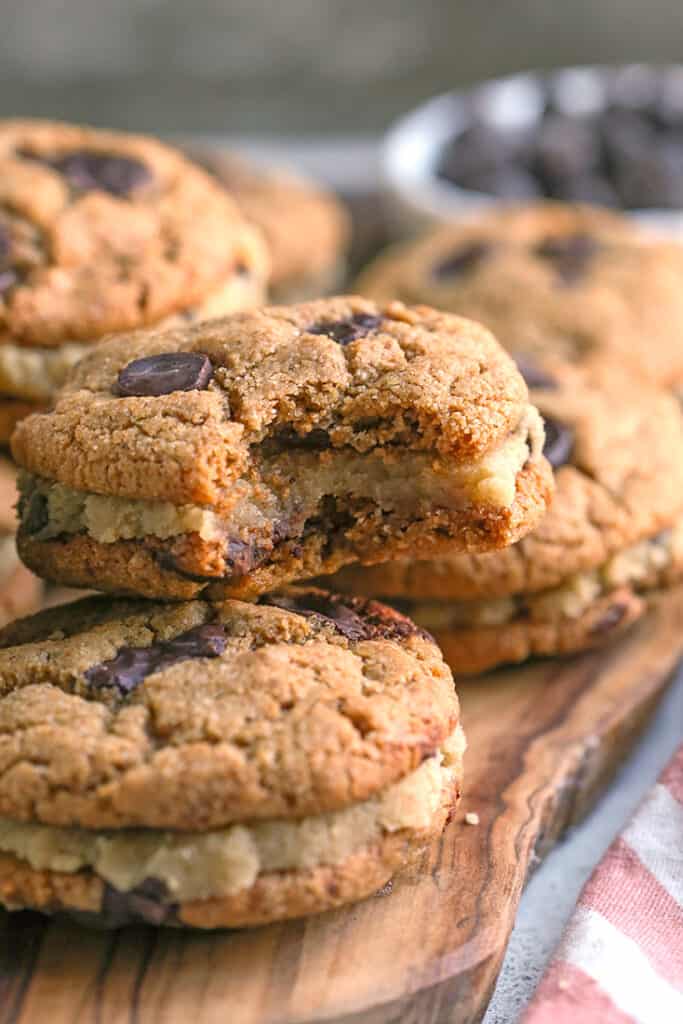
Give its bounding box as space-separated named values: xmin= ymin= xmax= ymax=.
xmin=329 ymin=200 xmax=683 ymax=671
xmin=0 ymin=295 xmax=553 ymax=926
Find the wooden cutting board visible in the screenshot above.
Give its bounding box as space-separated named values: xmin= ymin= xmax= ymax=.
xmin=1 ymin=587 xmax=682 ymax=1024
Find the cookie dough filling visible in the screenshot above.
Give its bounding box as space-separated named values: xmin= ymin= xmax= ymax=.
xmin=18 ymin=407 xmax=544 ymax=550
xmin=0 ymin=343 xmax=86 ymax=402
xmin=397 ymin=522 xmax=683 ymax=630
xmin=0 ymin=726 xmax=464 ymax=903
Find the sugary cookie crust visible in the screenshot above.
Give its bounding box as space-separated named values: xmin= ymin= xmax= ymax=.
xmin=0 ymin=119 xmax=269 ymax=348
xmin=0 ymin=590 xmax=459 ymax=830
xmin=356 ymin=202 xmax=683 ymax=388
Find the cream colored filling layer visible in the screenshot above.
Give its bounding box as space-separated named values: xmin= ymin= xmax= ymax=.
xmin=0 ymin=344 xmax=86 ymax=402
xmin=21 ymin=406 xmax=543 ymax=546
xmin=405 ymin=522 xmax=683 ymax=630
xmin=0 ymin=727 xmax=465 ymax=902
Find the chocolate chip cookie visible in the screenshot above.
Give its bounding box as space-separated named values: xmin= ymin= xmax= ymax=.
xmin=12 ymin=296 xmax=552 ymax=600
xmin=356 ymin=202 xmax=683 ymax=392
xmin=0 ymin=119 xmax=270 ymax=439
xmin=186 ymin=146 xmax=350 ymax=302
xmin=0 ymin=456 xmax=41 ymax=627
xmin=329 ymin=362 xmax=683 ymax=673
xmin=0 ymin=588 xmax=464 ymax=927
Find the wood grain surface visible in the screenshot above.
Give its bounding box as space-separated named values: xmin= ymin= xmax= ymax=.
xmin=1 ymin=587 xmax=682 ymax=1024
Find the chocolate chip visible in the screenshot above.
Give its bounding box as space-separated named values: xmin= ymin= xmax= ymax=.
xmin=263 ymin=591 xmax=429 ymax=643
xmin=0 ymin=269 xmax=18 ymax=296
xmin=99 ymin=878 xmax=176 ymax=928
xmin=515 ymin=357 xmax=558 ymax=391
xmin=542 ymin=416 xmax=574 ymax=469
xmin=535 ymin=233 xmax=599 ymax=285
xmin=270 ymin=426 xmax=332 ymax=451
xmin=0 ymin=226 xmax=18 ymax=296
xmin=21 ymin=149 xmax=152 ymax=197
xmin=432 ymin=240 xmax=493 ymax=279
xmin=84 ymin=622 xmax=228 ymax=696
xmin=116 ymin=352 xmax=213 ymax=397
xmin=590 ymin=602 xmax=629 ymax=636
xmin=0 ymin=225 xmax=9 ymax=264
xmin=308 ymin=313 xmax=382 ymax=346
xmin=21 ymin=491 xmax=49 ymax=535
xmin=224 ymin=538 xmax=265 ymax=576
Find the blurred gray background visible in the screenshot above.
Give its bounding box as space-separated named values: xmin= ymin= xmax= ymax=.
xmin=3 ymin=0 xmax=683 ymax=136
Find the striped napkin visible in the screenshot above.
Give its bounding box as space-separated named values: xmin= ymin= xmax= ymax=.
xmin=523 ymin=746 xmax=683 ymax=1024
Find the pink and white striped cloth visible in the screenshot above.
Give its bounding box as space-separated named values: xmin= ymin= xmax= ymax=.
xmin=523 ymin=745 xmax=683 ymax=1024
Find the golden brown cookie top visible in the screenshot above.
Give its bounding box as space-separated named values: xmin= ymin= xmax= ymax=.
xmin=0 ymin=588 xmax=458 ymax=830
xmin=329 ymin=361 xmax=683 ymax=600
xmin=356 ymin=202 xmax=683 ymax=388
xmin=11 ymin=295 xmax=537 ymax=507
xmin=188 ymin=147 xmax=350 ymax=295
xmin=0 ymin=119 xmax=269 ymax=348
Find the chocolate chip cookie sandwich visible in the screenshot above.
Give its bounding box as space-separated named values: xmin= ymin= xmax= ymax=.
xmin=355 ymin=202 xmax=683 ymax=393
xmin=11 ymin=296 xmax=553 ymax=600
xmin=0 ymin=119 xmax=269 ymax=440
xmin=186 ymin=146 xmax=350 ymax=302
xmin=329 ymin=363 xmax=683 ymax=674
xmin=0 ymin=456 xmax=41 ymax=626
xmin=0 ymin=588 xmax=464 ymax=928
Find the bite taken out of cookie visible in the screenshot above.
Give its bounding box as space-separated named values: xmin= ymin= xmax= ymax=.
xmin=11 ymin=296 xmax=553 ymax=600
xmin=329 ymin=361 xmax=683 ymax=674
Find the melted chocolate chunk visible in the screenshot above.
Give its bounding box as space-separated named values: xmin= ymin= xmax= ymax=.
xmin=542 ymin=416 xmax=574 ymax=469
xmin=0 ymin=224 xmax=9 ymax=263
xmin=432 ymin=240 xmax=493 ymax=279
xmin=534 ymin=233 xmax=599 ymax=285
xmin=514 ymin=357 xmax=558 ymax=391
xmin=269 ymin=426 xmax=332 ymax=451
xmin=263 ymin=591 xmax=429 ymax=643
xmin=0 ymin=225 xmax=18 ymax=296
xmin=21 ymin=491 xmax=49 ymax=535
xmin=20 ymin=148 xmax=152 ymax=197
xmin=98 ymin=878 xmax=176 ymax=928
xmin=117 ymin=352 xmax=213 ymax=397
xmin=84 ymin=622 xmax=228 ymax=696
xmin=589 ymin=602 xmax=629 ymax=636
xmin=0 ymin=269 xmax=18 ymax=296
xmin=308 ymin=313 xmax=382 ymax=346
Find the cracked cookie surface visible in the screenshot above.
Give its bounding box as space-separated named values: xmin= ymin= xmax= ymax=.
xmin=355 ymin=202 xmax=683 ymax=391
xmin=0 ymin=588 xmax=463 ymax=927
xmin=186 ymin=146 xmax=350 ymax=302
xmin=329 ymin=362 xmax=683 ymax=673
xmin=12 ymin=295 xmax=552 ymax=600
xmin=0 ymin=119 xmax=269 ymax=433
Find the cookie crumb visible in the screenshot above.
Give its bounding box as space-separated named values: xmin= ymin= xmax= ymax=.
xmin=465 ymin=812 xmax=480 ymax=826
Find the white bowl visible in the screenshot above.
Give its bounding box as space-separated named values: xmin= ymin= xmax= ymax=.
xmin=382 ymin=64 xmax=683 ymax=238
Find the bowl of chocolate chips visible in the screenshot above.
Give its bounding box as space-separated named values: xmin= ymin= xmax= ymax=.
xmin=383 ymin=64 xmax=683 ymax=236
